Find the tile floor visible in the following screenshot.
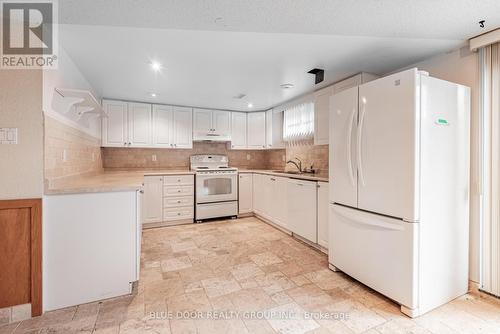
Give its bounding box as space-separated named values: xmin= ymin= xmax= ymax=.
xmin=2 ymin=217 xmax=500 ymax=334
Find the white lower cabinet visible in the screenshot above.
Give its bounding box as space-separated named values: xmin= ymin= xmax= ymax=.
xmin=163 ymin=175 xmax=194 ymax=223
xmin=238 ymin=173 xmax=253 ymax=214
xmin=142 ymin=174 xmax=194 ymax=228
xmin=143 ymin=176 xmax=163 ymax=224
xmin=271 ymin=176 xmax=288 ymax=229
xmin=287 ymin=179 xmax=318 ymax=243
xmin=317 ymin=181 xmax=329 ymax=248
xmin=252 ymin=173 xmax=287 ymax=229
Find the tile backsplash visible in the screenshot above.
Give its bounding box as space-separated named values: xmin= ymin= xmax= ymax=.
xmin=102 ymin=142 xmax=329 ymax=175
xmin=102 ymin=142 xmax=328 ymax=175
xmin=44 ymin=116 xmax=103 ymax=185
xmin=285 ymin=142 xmax=329 ymax=175
xmin=102 ymin=142 xmax=286 ymax=170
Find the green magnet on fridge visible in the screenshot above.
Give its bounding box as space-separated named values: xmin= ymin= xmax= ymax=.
xmin=436 ymin=118 xmax=449 ymax=126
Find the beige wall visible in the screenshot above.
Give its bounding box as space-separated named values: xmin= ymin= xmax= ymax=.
xmin=102 ymin=143 xmax=286 ymax=170
xmin=0 ymin=70 xmax=44 ymax=200
xmin=395 ymin=46 xmax=480 ymax=282
xmin=44 ymin=116 xmax=103 ymax=188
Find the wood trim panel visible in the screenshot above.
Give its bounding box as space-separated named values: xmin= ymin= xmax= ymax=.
xmin=0 ymin=198 xmax=42 ymax=316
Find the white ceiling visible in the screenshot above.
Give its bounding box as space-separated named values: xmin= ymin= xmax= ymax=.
xmin=59 ymin=0 xmax=500 ymax=39
xmin=58 ymin=1 xmax=500 ymax=111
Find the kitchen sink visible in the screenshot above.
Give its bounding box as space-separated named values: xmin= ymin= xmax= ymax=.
xmin=271 ymin=170 xmax=303 ymax=175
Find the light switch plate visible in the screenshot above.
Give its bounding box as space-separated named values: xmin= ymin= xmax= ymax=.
xmin=0 ymin=128 xmax=18 ymax=144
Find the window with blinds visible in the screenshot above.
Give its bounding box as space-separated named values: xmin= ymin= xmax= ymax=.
xmin=282 ymin=101 xmax=314 ymax=144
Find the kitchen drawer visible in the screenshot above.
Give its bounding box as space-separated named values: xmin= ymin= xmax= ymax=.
xmin=163 ymin=207 xmax=194 ymax=221
xmin=163 ymin=196 xmax=193 ymax=208
xmin=163 ymin=175 xmax=194 ymax=186
xmin=163 ymin=185 xmax=194 ymax=197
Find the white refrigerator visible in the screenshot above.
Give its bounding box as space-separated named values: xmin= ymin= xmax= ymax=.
xmin=328 ymin=68 xmax=470 ymax=317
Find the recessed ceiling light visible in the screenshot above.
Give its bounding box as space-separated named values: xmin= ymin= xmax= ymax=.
xmin=149 ymin=92 xmax=157 ymax=98
xmin=150 ymin=61 xmax=162 ymax=72
xmin=247 ymin=103 xmax=253 ymax=108
xmin=280 ymin=83 xmax=294 ymax=89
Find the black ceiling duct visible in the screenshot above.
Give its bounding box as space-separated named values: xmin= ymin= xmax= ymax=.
xmin=308 ymin=68 xmax=324 ymax=84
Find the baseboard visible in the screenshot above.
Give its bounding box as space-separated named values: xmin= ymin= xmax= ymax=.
xmin=142 ymin=219 xmax=194 ymax=229
xmin=253 ymin=213 xmax=292 ymax=236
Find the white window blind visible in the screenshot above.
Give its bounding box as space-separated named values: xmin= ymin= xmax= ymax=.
xmin=479 ymin=42 xmax=500 ymax=297
xmin=283 ymin=101 xmax=314 ymax=144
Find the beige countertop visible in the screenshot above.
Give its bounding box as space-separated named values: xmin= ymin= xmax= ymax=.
xmin=45 ymin=169 xmax=195 ymax=195
xmin=45 ymin=168 xmax=327 ymax=195
xmin=239 ymin=169 xmax=329 ymax=182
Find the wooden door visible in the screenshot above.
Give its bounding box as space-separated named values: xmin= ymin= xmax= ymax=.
xmin=0 ymin=199 xmax=42 ymax=316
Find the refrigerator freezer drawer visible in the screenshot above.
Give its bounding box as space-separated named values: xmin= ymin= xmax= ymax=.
xmin=329 ymin=204 xmax=418 ymax=309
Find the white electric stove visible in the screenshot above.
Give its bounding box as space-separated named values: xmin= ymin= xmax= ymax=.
xmin=190 ymin=155 xmax=238 ymax=221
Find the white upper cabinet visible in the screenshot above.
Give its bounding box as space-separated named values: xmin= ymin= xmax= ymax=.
xmin=314 ymin=86 xmax=333 ymax=146
xmin=128 ymin=103 xmax=152 ymax=147
xmin=231 ymin=112 xmax=247 ymax=149
xmin=104 ymin=100 xmax=192 ymax=149
xmin=153 ymin=105 xmax=192 ymax=149
xmin=172 ymin=106 xmax=193 ymax=149
xmin=247 ymin=111 xmax=266 ymax=149
xmin=193 ymin=109 xmax=231 ymax=140
xmin=102 ymin=100 xmax=128 ymax=147
xmin=152 ymin=105 xmax=173 ymax=148
xmin=265 ymin=109 xmax=285 ymax=149
xmin=213 ymin=110 xmax=231 ymax=138
xmin=193 ymin=108 xmax=212 ymax=139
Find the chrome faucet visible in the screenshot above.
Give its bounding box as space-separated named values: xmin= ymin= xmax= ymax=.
xmin=286 ymin=157 xmax=302 ymax=172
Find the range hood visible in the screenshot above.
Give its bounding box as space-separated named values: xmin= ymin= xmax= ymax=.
xmin=193 ymin=133 xmax=231 ymax=142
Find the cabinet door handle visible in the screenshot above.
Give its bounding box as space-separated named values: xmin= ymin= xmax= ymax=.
xmin=124 ymin=142 xmax=127 ymax=146
xmin=177 ymin=200 xmax=181 ymax=203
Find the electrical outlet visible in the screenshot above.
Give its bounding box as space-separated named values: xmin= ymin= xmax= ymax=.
xmin=0 ymin=128 xmax=18 ymax=144
xmin=62 ymin=149 xmax=68 ymax=162
xmin=152 ymin=154 xmax=157 ymax=162
xmin=246 ymin=154 xmax=251 ymax=161
xmin=282 ymin=155 xmax=286 ymax=162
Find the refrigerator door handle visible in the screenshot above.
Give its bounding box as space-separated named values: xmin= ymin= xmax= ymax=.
xmin=357 ymin=103 xmax=366 ymax=186
xmin=346 ymin=109 xmax=356 ymax=186
xmin=333 ymin=205 xmax=404 ymax=231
